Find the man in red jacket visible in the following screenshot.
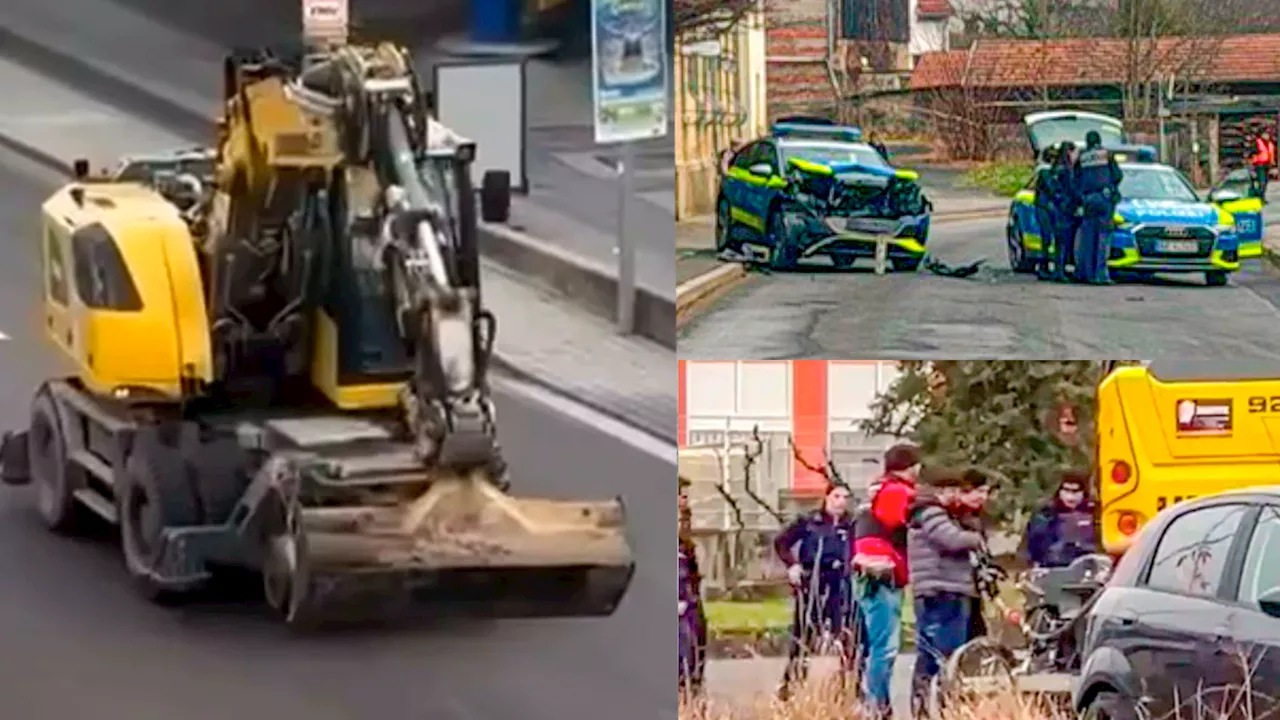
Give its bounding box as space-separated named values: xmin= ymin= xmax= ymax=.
xmin=851 ymin=443 xmax=921 ymax=720
xmin=1252 ymin=131 xmax=1275 ymax=199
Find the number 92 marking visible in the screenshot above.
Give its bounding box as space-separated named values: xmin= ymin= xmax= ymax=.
xmin=1248 ymin=396 xmax=1280 ymax=413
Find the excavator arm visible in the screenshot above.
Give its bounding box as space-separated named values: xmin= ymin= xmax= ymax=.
xmin=205 ymin=44 xmax=504 ymax=477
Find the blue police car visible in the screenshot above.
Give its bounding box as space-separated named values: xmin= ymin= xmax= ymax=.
xmin=1007 ymin=111 xmax=1247 ymax=286
xmin=715 ymin=117 xmax=932 ymax=271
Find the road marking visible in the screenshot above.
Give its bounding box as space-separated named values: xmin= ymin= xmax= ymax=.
xmin=491 ymin=373 xmax=674 ymax=465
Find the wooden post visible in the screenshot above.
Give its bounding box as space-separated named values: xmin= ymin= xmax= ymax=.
xmin=1208 ymin=113 xmax=1221 ymax=184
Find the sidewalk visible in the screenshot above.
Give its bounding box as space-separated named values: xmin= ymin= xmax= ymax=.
xmin=0 ymin=42 xmax=675 ymax=441
xmin=707 ymin=656 xmax=916 ymax=719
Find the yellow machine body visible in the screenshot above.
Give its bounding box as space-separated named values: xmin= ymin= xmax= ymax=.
xmin=39 ymin=181 xmax=213 ymax=400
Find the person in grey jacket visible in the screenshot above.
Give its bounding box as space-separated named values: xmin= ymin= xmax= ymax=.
xmin=906 ymin=467 xmax=990 ymax=717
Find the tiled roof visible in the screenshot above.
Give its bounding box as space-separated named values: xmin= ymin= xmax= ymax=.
xmin=911 ymin=33 xmax=1280 ymax=90
xmin=917 ymin=0 xmax=954 ymax=19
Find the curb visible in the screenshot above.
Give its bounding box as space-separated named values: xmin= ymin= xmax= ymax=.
xmin=478 ymin=222 xmax=675 ymax=349
xmin=676 ymin=263 xmax=747 ymax=330
xmin=487 ymin=354 xmax=670 ymax=445
xmin=931 ymin=206 xmax=1008 ymax=224
xmin=1263 ymin=241 xmax=1280 ymax=271
xmin=0 ymin=22 xmax=675 ymax=350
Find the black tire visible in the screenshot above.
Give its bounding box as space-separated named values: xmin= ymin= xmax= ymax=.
xmin=1206 ymin=270 xmax=1229 ymax=287
xmin=120 ymin=428 xmax=204 ymax=604
xmin=714 ymin=197 xmax=736 ymax=253
xmin=1008 ymin=224 xmax=1038 ymax=273
xmin=943 ymin=637 xmax=1016 ymax=698
xmin=767 ymin=210 xmax=797 ymax=270
xmin=1082 ymin=690 xmax=1139 ymax=720
xmin=480 ymin=170 xmax=511 ymax=224
xmin=892 ymin=257 xmax=922 ymax=272
xmin=27 ymin=390 xmax=82 ymax=533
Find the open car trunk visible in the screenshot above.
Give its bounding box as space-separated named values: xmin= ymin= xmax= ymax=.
xmin=1023 ymin=111 xmax=1127 ymax=159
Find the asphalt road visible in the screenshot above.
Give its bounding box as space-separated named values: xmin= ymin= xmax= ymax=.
xmin=0 ymin=149 xmax=674 ymax=719
xmin=678 ymin=211 xmax=1280 ymax=359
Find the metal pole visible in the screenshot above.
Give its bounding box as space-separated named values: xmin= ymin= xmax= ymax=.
xmin=616 ymin=141 xmax=637 ymax=334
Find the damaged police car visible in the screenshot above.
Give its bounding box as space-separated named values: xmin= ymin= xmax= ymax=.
xmin=1009 ymin=111 xmax=1251 ymax=286
xmin=715 ymin=118 xmax=932 ymax=271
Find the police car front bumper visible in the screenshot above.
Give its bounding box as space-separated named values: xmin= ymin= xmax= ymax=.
xmin=796 ymin=215 xmax=929 ymax=260
xmin=1106 ymin=227 xmax=1240 ymax=273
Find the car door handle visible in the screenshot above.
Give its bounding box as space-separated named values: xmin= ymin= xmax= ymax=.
xmin=1114 ymin=611 xmax=1138 ymax=627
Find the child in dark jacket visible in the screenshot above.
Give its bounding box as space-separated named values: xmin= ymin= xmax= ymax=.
xmin=906 ymin=468 xmax=989 ymax=717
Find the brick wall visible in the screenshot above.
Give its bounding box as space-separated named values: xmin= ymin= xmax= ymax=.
xmin=764 ymin=0 xmax=835 ymax=120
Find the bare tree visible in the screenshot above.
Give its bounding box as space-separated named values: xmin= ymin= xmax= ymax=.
xmin=916 ymin=46 xmax=1016 ymax=160
xmin=674 ymin=0 xmax=757 ymax=38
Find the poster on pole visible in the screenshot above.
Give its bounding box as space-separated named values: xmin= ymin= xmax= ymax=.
xmin=590 ymin=0 xmax=669 ymax=144
xmin=302 ymin=0 xmax=349 ymax=48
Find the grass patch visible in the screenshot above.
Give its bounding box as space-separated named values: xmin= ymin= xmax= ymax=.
xmin=960 ymin=162 xmax=1035 ymax=197
xmin=706 ymin=580 xmax=1024 ymax=638
xmin=706 ymin=597 xmax=791 ymax=632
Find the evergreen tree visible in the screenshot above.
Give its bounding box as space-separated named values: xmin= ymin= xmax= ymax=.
xmin=861 ymin=361 xmax=1113 ymax=525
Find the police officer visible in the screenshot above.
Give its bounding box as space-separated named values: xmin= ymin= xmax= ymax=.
xmin=1032 ymin=146 xmax=1060 ymax=280
xmin=775 ymin=481 xmax=857 ymax=700
xmin=1074 ymin=130 xmax=1123 ymax=285
xmin=1022 ymin=471 xmax=1098 ymax=569
xmin=1049 ymin=142 xmax=1081 ymax=282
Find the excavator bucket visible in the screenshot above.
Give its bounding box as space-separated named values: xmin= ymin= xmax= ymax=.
xmin=258 ymin=466 xmax=635 ymax=628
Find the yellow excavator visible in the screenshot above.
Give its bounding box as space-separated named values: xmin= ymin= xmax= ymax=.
xmin=0 ymin=42 xmax=634 ymax=628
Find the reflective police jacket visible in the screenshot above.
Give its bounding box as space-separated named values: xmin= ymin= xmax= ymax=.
xmin=1075 ymin=147 xmax=1123 ymax=198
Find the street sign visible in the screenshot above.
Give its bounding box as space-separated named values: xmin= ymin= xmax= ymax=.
xmin=590 ymin=0 xmax=669 ymax=144
xmin=302 ymin=0 xmax=348 ymax=48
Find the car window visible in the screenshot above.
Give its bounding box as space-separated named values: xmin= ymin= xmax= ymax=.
xmin=730 ymin=143 xmax=759 ymax=171
xmin=753 ymin=142 xmax=778 ymax=173
xmin=1145 ymin=504 xmax=1247 ymax=598
xmin=780 ymin=142 xmax=889 ymax=170
xmin=1237 ymin=505 xmax=1280 ymax=609
xmin=1118 ymin=166 xmax=1199 ymax=203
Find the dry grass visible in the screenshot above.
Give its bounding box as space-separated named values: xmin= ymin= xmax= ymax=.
xmin=678 ymin=677 xmax=1072 ymax=720
xmin=678 ymin=659 xmax=1277 ymax=720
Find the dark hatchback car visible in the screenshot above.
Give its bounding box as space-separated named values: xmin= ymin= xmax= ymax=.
xmin=1075 ymin=488 xmax=1280 ymax=720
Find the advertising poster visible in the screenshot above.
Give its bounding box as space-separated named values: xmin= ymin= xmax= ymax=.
xmin=590 ymin=0 xmax=669 ymax=144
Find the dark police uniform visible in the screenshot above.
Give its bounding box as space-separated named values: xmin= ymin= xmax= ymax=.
xmin=1033 ymin=165 xmax=1059 ymax=279
xmin=1074 ymin=145 xmax=1123 ymax=284
xmin=1048 ymin=161 xmax=1079 ymax=281
xmin=774 ymin=509 xmax=857 ymax=694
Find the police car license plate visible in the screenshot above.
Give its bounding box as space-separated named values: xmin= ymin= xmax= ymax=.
xmin=1157 ymin=239 xmax=1198 ymax=254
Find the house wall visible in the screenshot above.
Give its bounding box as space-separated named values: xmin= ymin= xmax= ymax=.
xmin=674 ymin=8 xmax=769 ymax=219
xmin=678 ymin=360 xmax=902 ymax=494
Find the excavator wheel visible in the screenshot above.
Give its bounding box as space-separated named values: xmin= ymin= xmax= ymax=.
xmin=27 ymin=389 xmax=83 ymax=534
xmin=119 ymin=428 xmax=205 ymax=604
xmin=481 ymin=170 xmax=511 ymax=223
